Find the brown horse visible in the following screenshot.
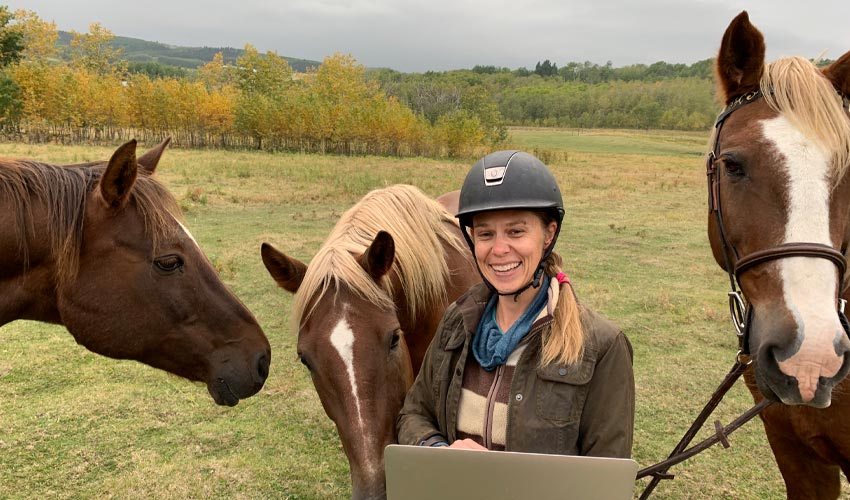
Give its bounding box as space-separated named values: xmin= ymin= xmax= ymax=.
xmin=0 ymin=139 xmax=271 ymax=406
xmin=708 ymin=12 xmax=850 ymax=499
xmin=261 ymin=184 xmax=479 ymax=500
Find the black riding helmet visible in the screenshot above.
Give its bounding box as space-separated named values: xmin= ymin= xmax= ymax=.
xmin=457 ymin=150 xmax=565 ymax=296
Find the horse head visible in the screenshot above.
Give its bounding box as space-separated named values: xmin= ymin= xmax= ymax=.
xmin=709 ymin=11 xmax=850 ymax=406
xmin=262 ymin=232 xmax=413 ymax=500
xmin=262 ymin=184 xmax=477 ymax=499
xmin=56 ymin=139 xmax=271 ymax=406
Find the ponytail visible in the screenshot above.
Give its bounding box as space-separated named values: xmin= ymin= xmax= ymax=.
xmin=540 ymin=253 xmax=584 ymax=366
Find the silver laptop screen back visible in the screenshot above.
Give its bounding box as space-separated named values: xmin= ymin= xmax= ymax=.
xmin=385 ymin=445 xmax=638 ymax=500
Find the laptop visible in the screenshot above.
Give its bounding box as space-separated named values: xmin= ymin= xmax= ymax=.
xmin=385 ymin=444 xmax=638 ymax=500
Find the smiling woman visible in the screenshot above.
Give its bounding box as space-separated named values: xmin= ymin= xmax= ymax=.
xmin=398 ymin=150 xmax=635 ymax=459
xmin=470 ymin=210 xmax=558 ymax=312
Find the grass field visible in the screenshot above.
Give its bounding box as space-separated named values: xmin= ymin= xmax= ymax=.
xmin=0 ymin=128 xmax=845 ymax=499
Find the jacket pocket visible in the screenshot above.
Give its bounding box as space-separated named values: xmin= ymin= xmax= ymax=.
xmin=534 ymin=355 xmax=595 ymax=423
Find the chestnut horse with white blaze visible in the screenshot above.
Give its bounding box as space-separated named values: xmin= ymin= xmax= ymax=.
xmin=0 ymin=140 xmax=271 ymax=406
xmin=261 ymin=184 xmax=479 ymax=500
xmin=708 ymin=12 xmax=850 ymax=499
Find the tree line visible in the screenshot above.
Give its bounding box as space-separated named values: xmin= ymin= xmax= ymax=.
xmin=368 ymin=64 xmax=717 ymax=132
xmin=1 ymin=6 xmax=738 ymax=157
xmin=0 ymin=8 xmax=498 ymax=157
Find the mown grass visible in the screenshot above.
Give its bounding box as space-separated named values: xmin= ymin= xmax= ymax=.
xmin=1 ymin=130 xmax=846 ymax=499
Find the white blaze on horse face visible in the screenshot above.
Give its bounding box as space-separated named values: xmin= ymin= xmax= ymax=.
xmin=762 ymin=116 xmax=844 ymax=402
xmin=329 ymin=311 xmax=364 ymax=425
xmin=176 ymin=219 xmax=199 ymax=247
xmin=329 ymin=311 xmax=383 ymax=477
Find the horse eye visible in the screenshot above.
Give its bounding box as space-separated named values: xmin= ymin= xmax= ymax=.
xmin=721 ymin=157 xmax=744 ymax=176
xmin=298 ymin=351 xmax=312 ymax=371
xmin=154 ymin=254 xmax=184 ymax=274
xmin=298 ymin=354 xmax=312 ymax=371
xmin=390 ymin=329 xmax=402 ymax=350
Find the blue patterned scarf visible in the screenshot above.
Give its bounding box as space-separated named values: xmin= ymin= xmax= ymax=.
xmin=472 ymin=275 xmax=551 ymax=371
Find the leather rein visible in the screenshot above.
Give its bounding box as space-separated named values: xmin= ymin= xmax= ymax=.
xmin=639 ymin=88 xmax=850 ymax=499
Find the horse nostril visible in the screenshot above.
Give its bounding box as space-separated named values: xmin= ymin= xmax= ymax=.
xmin=256 ymin=352 xmax=270 ymax=381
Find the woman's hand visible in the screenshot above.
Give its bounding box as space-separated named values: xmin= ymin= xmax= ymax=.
xmin=448 ymin=438 xmax=488 ymax=451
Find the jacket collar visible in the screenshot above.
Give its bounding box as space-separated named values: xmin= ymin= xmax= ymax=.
xmin=443 ymin=283 xmax=489 ymax=349
xmin=446 ymin=279 xmax=559 ymax=350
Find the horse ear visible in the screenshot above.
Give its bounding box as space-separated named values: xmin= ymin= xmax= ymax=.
xmin=99 ymin=139 xmax=138 ymax=209
xmin=435 ymin=190 xmax=460 ymax=216
xmin=359 ymin=231 xmax=395 ymax=282
xmin=715 ymin=10 xmax=765 ymax=102
xmin=137 ymin=137 xmax=171 ymax=174
xmin=261 ymin=243 xmax=307 ymax=294
xmin=822 ymin=50 xmax=850 ymax=97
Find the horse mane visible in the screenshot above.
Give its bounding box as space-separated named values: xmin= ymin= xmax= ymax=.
xmin=292 ymin=184 xmax=468 ymax=327
xmin=760 ymin=56 xmax=850 ymax=180
xmin=0 ymin=159 xmax=182 ymax=286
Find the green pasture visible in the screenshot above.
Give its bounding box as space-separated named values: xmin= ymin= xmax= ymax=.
xmin=0 ymin=129 xmax=845 ymax=499
xmin=508 ymin=127 xmax=709 ymax=157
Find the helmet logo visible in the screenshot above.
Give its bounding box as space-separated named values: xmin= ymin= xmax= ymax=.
xmin=484 ymin=166 xmax=507 ymax=186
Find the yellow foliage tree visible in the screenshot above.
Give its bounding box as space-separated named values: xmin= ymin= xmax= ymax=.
xmin=198 ymin=52 xmax=234 ymax=91
xmin=68 ymin=23 xmax=126 ymax=76
xmin=11 ymin=9 xmax=59 ymax=63
xmin=5 ymin=33 xmax=486 ymax=156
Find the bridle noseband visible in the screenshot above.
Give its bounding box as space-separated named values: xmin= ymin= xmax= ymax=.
xmin=706 ymin=88 xmax=850 ymax=356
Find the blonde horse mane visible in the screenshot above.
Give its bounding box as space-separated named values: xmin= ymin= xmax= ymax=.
xmin=292 ymin=184 xmax=468 ymax=327
xmin=760 ymin=56 xmax=850 ymax=181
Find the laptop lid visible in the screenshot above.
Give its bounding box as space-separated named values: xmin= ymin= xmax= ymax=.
xmin=385 ymin=444 xmax=638 ymax=500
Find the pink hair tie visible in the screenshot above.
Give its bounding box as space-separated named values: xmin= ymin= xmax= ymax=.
xmin=556 ymin=272 xmax=571 ymax=285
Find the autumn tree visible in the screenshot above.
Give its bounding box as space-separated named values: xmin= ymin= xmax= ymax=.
xmin=198 ymin=52 xmax=234 ymax=91
xmin=0 ymin=6 xmax=23 ymax=127
xmin=67 ymin=23 xmax=126 ymax=76
xmin=233 ymin=44 xmax=292 ymax=96
xmin=10 ymin=9 xmax=58 ymax=63
xmin=309 ymin=53 xmax=376 ymax=146
xmin=0 ymin=6 xmax=23 ymax=66
xmin=233 ymin=44 xmax=293 ymax=148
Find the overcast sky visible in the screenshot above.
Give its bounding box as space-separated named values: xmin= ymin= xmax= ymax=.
xmin=5 ymin=0 xmax=850 ymax=72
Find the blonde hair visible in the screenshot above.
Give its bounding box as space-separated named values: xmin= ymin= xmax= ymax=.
xmin=291 ymin=184 xmax=466 ymax=328
xmin=528 ymin=210 xmax=584 ymax=366
xmin=539 ymin=252 xmax=585 ymax=366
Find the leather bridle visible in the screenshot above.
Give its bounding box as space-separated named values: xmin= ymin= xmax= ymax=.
xmin=706 ymin=88 xmax=850 ymax=356
xmin=638 ymin=86 xmax=850 ymax=500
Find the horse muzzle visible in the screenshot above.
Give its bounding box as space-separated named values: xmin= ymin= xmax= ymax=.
xmin=750 ymin=309 xmax=850 ymax=407
xmin=207 ymin=348 xmax=271 ymax=406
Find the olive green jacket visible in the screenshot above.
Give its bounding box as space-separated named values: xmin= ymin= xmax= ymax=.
xmin=397 ymin=282 xmax=635 ymax=457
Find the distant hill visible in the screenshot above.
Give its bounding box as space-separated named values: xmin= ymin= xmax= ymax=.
xmin=56 ymin=31 xmax=321 ymax=72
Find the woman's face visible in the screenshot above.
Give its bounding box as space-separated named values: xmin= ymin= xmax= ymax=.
xmin=471 ymin=210 xmax=557 ymax=295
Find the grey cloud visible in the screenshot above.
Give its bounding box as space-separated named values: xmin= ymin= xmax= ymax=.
xmin=7 ymin=0 xmax=850 ymax=72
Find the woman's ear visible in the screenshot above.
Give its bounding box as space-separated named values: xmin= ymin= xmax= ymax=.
xmin=545 ymin=221 xmax=558 ymax=246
